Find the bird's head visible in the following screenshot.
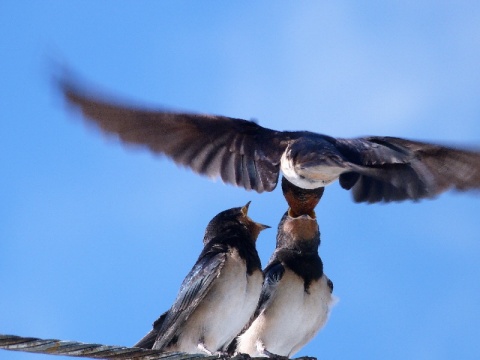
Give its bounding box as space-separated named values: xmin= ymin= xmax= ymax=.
xmin=281 ymin=177 xmax=324 ymax=217
xmin=276 ymin=210 xmax=320 ymax=252
xmin=203 ymin=202 xmax=270 ymax=244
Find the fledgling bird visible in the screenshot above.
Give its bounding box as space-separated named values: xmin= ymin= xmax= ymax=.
xmin=58 ymin=75 xmax=480 ymax=204
xmin=134 ymin=203 xmax=269 ymax=355
xmin=233 ymin=210 xmax=336 ymax=358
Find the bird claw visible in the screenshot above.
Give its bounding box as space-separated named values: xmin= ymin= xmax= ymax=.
xmin=262 ymin=348 xmax=288 ymax=359
xmin=197 ymin=342 xmax=213 ymax=356
xmin=230 ymin=352 xmax=251 ymax=360
xmin=215 ymin=350 xmax=235 ymax=359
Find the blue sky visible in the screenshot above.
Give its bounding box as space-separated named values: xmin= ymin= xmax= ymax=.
xmin=1 ymin=2 xmax=480 ymax=360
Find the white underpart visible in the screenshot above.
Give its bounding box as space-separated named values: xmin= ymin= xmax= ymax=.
xmin=163 ymin=249 xmax=263 ymax=354
xmin=236 ymin=272 xmax=337 ymax=358
xmin=280 ymin=151 xmax=346 ymax=189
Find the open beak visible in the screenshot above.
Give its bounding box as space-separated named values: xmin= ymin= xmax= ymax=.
xmin=241 ymin=201 xmax=251 ymax=216
xmin=241 ymin=201 xmax=270 ymax=232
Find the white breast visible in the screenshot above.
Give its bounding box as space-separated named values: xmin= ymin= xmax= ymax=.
xmin=166 ymin=249 xmax=263 ymax=354
xmin=236 ymin=272 xmax=337 ymax=357
xmin=280 ymin=151 xmax=345 ymax=189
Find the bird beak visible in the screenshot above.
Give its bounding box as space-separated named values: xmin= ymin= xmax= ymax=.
xmin=288 ymin=208 xmax=316 ymax=219
xmin=241 ymin=201 xmax=270 ymax=232
xmin=256 ymin=223 xmax=271 ymax=231
xmin=241 ymin=201 xmax=251 ymax=216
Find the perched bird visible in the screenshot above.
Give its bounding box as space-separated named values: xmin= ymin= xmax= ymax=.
xmin=134 ymin=203 xmax=269 ymax=355
xmin=233 ymin=210 xmax=336 ymax=358
xmin=58 ymin=76 xmax=480 ymax=204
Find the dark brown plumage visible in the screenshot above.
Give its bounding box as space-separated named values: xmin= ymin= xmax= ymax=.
xmin=58 ymin=75 xmax=480 ymax=204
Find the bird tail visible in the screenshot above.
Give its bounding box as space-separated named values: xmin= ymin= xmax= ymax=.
xmin=134 ymin=328 xmax=159 ymax=349
xmin=133 ymin=311 xmax=167 ymax=349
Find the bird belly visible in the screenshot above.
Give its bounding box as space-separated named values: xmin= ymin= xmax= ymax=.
xmin=281 ymin=152 xmax=345 ymax=189
xmin=168 ymin=250 xmax=263 ymax=354
xmin=237 ymin=272 xmax=336 ymax=357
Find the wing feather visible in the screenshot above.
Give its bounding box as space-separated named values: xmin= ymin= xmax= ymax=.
xmin=58 ymin=76 xmax=480 ymax=202
xmin=335 ymin=136 xmax=480 ymax=203
xmin=59 ymin=78 xmax=289 ymax=192
xmin=152 ymin=251 xmax=227 ymax=350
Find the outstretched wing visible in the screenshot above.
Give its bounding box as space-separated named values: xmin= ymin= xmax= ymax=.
xmin=334 ymin=136 xmax=480 ymax=203
xmin=58 ymin=75 xmax=480 ymax=202
xmin=151 ymin=251 xmax=228 ymax=351
xmin=59 ymin=77 xmax=292 ymax=193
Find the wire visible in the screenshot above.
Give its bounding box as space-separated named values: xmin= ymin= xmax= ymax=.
xmin=0 ymin=333 xmax=213 ymax=359
xmin=0 ymin=333 xmax=316 ymax=360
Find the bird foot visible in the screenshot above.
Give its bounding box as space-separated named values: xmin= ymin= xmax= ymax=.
xmin=230 ymin=353 xmax=252 ymax=360
xmin=256 ymin=343 xmax=288 ymax=360
xmin=215 ymin=350 xmax=236 ymax=359
xmin=197 ymin=342 xmax=213 ymax=356
xmin=262 ymin=349 xmax=288 ymax=359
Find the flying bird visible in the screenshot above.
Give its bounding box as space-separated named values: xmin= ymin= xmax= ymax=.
xmin=59 ymin=76 xmax=480 ymax=204
xmin=233 ymin=211 xmax=336 ymax=358
xmin=134 ymin=202 xmax=268 ymax=355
